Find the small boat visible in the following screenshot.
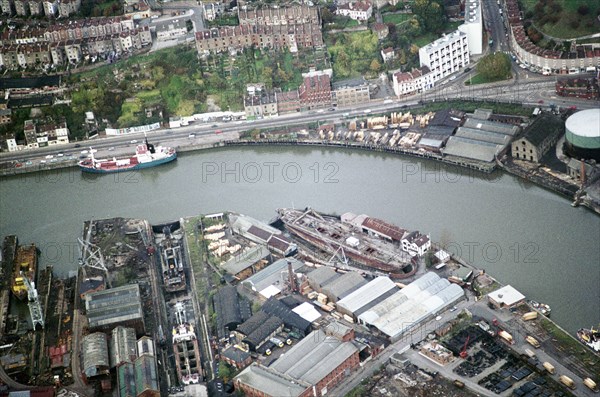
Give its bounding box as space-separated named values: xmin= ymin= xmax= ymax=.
xmin=577 ymin=327 xmax=600 ymax=352
xmin=528 ymin=300 xmax=551 ymax=316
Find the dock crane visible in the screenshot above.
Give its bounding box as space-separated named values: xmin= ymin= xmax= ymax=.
xmin=459 ymin=335 xmax=470 ymax=359
xmin=22 ymin=273 xmax=44 ymax=329
xmin=78 ymin=219 xmax=110 ymax=287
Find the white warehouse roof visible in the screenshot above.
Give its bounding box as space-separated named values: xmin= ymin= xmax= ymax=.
xmin=487 ymin=285 xmax=525 ymax=307
xmin=292 ymin=302 xmax=322 ymax=323
xmin=336 ymin=276 xmax=397 ymax=314
xmin=359 ymin=272 xmax=464 ymax=340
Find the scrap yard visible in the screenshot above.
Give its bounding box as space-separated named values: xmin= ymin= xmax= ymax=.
xmin=0 ymin=209 xmax=598 ymax=397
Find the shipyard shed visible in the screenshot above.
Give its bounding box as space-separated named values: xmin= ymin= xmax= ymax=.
xmin=336 ymin=276 xmax=399 ymax=318
xmin=322 ymin=271 xmax=368 ymax=302
xmin=291 ymin=302 xmax=322 ymax=323
xmin=269 ymin=329 xmax=360 ymax=393
xmin=213 ymin=285 xmax=244 ymax=338
xmin=85 ymin=284 xmax=145 ymax=335
xmin=307 ymin=266 xmax=340 ymax=292
xmin=341 ymin=212 xmax=368 ymax=228
xmin=82 ymin=332 xmax=110 ymax=381
xmin=221 ymin=245 xmax=271 ymax=280
xmin=134 ymin=354 xmax=160 ymax=397
xmin=360 ymin=217 xmax=407 ymax=241
xmin=261 ymin=297 xmax=313 ymax=335
xmin=234 ymin=364 xmax=310 ymax=397
xmin=241 ymin=257 xmax=304 ymax=299
xmin=221 ymin=345 xmax=252 ymax=369
xmin=487 ymin=285 xmax=525 ymax=309
xmin=110 ymin=326 xmax=137 ymax=368
xmin=358 ymin=273 xmax=464 ymax=341
xmin=137 ymin=336 xmax=155 ymax=357
xmin=241 ymin=315 xmax=284 ymax=352
xmin=117 ymin=362 xmax=136 ymax=397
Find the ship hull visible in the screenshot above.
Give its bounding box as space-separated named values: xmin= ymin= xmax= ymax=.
xmin=79 ymin=152 xmax=177 ymax=174
xmin=11 ymin=243 xmax=37 ymax=301
xmin=280 ymin=210 xmax=417 ymax=279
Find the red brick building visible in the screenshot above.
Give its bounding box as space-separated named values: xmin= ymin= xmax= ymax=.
xmin=298 ymin=73 xmax=332 ymax=110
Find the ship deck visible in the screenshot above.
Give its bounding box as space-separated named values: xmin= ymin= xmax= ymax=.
xmin=279 ymin=209 xmax=412 ymax=271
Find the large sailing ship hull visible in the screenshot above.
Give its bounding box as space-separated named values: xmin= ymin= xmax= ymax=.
xmin=11 ymin=243 xmax=38 ymax=300
xmin=278 ymin=208 xmax=417 ymax=279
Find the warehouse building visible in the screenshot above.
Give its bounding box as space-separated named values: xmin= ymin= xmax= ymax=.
xmin=336 ymin=276 xmax=399 ymax=319
xmin=234 ymin=311 xmax=284 ymax=352
xmin=221 ymin=245 xmax=271 ymax=280
xmin=487 ymin=285 xmax=525 ymax=309
xmin=117 ymin=362 xmax=136 ymax=397
xmin=307 ymin=266 xmax=340 ymax=292
xmin=213 ymin=285 xmax=250 ymax=339
xmin=321 ymin=271 xmax=367 ymax=302
xmin=241 ymin=257 xmax=305 ymax=299
xmin=110 ymin=326 xmax=137 ymax=368
xmin=261 ymin=297 xmax=313 ymax=336
xmin=134 ymin=354 xmax=160 ymax=397
xmin=137 ymin=336 xmax=155 ymax=357
xmin=85 ymin=284 xmax=145 ymax=335
xmin=512 ymin=113 xmax=564 ymax=163
xmin=444 ymin=115 xmax=521 ymax=163
xmin=82 ymin=332 xmax=110 ymax=382
xmin=235 ymin=329 xmax=360 ymax=397
xmin=358 ymin=272 xmax=464 ymax=341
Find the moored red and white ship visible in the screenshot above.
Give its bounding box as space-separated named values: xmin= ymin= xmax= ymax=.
xmin=78 ymin=136 xmax=176 ymax=173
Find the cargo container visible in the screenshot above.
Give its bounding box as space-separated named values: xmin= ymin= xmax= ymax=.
xmin=559 ymin=375 xmax=576 ymax=390
xmin=522 ymin=312 xmax=538 ymax=321
xmin=498 ymin=330 xmax=514 ymax=344
xmin=583 ymin=378 xmax=598 ymax=392
xmin=526 ymin=336 xmax=541 ymax=348
xmin=543 ymin=362 xmax=555 ymax=374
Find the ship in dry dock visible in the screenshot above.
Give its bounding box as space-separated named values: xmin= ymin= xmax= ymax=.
xmin=153 ymin=221 xmax=187 ymax=293
xmin=277 ymin=208 xmax=425 ymax=279
xmin=11 ymin=242 xmax=38 ymax=300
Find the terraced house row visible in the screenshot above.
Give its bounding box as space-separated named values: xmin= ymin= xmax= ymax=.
xmin=1 ymin=0 xmax=80 ymax=17
xmin=0 ymin=26 xmax=151 ymax=69
xmin=195 ymin=5 xmax=323 ymax=54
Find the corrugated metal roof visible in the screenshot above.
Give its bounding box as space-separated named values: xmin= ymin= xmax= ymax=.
xmin=307 ymin=266 xmax=339 ymax=287
xmin=82 ymin=332 xmax=109 ymax=378
xmin=322 ymin=272 xmax=367 ymax=301
xmin=222 ymin=245 xmax=271 ymax=275
xmin=235 ymin=364 xmax=309 ymax=397
xmin=135 ymin=355 xmax=159 ymax=394
xmin=336 ymin=276 xmax=397 ymax=314
xmin=85 ymin=284 xmax=143 ymax=329
xmin=118 ymin=362 xmax=136 ymax=397
xmin=242 ymin=257 xmax=304 ymax=293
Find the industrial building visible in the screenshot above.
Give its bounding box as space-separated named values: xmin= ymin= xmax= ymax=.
xmin=487 ymin=285 xmax=525 ymax=309
xmin=117 ymin=362 xmax=136 ymax=397
xmin=358 ymin=272 xmax=464 ymax=341
xmin=564 ymin=108 xmax=600 ymax=162
xmin=511 ymin=113 xmax=564 ymax=163
xmin=137 ymin=336 xmax=155 ymax=357
xmin=307 ymin=266 xmax=340 ymax=292
xmin=82 ymin=332 xmax=110 ymax=382
xmin=234 ymin=329 xmax=360 ymax=397
xmin=321 ymin=271 xmax=367 ymax=302
xmin=221 ymin=245 xmax=271 ymax=280
xmin=134 ymin=354 xmax=160 ymax=397
xmin=444 ymin=112 xmax=521 ymax=162
xmin=261 ymin=297 xmax=313 ymax=335
xmin=241 ymin=257 xmax=305 ymax=299
xmin=85 ymin=284 xmax=145 ymax=335
xmin=221 ymin=345 xmax=252 ymax=369
xmin=336 ymin=276 xmax=399 ymax=319
xmin=234 ymin=311 xmax=284 ymax=352
xmin=110 ymin=326 xmax=137 ymax=368
xmin=213 ymin=285 xmax=247 ymax=339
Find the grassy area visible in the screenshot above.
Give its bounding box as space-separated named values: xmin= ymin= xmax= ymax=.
xmin=382 ymin=13 xmax=413 ymax=25
xmin=327 ymin=30 xmax=380 ymax=79
xmin=520 ymin=0 xmax=600 ymax=39
xmin=464 ymin=73 xmax=511 ymax=85
xmin=414 ymin=32 xmax=439 ymax=48
xmin=539 ymin=317 xmax=600 ymax=379
xmin=325 ymin=15 xmax=360 ymax=30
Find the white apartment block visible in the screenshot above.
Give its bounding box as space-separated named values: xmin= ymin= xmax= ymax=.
xmin=458 ymin=0 xmax=483 ymax=55
xmin=419 ymin=30 xmax=470 ymax=82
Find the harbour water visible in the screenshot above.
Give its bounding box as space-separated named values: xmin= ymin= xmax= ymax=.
xmin=1 ymin=146 xmax=598 ymax=334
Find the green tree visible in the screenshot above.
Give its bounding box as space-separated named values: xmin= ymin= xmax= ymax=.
xmin=412 ymin=0 xmax=445 ymax=33
xmin=476 ymin=52 xmax=512 ymax=81
xmin=218 ymin=361 xmax=233 ymax=382
xmin=370 ymin=59 xmax=381 ymax=73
